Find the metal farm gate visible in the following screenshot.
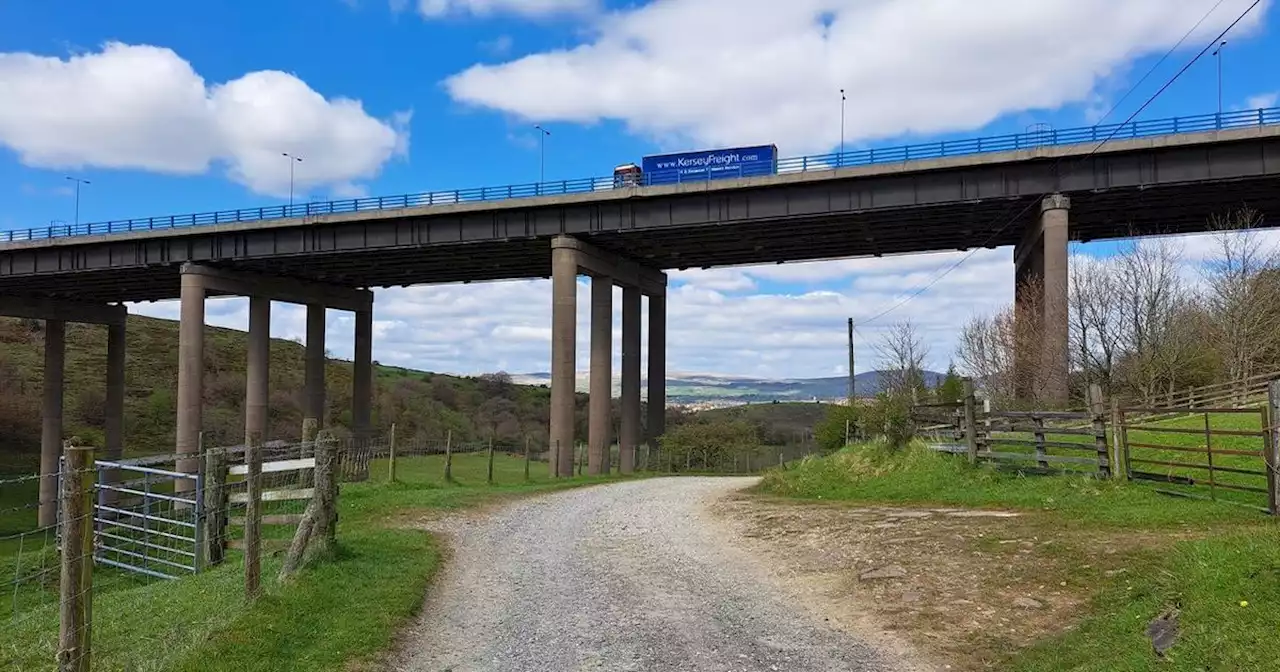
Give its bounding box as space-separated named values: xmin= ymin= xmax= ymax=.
xmin=1118 ymin=406 xmax=1278 ymax=513
xmin=92 ymin=456 xmax=205 ymax=579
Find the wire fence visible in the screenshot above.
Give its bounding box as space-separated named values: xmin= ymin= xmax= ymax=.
xmin=3 ymin=107 xmax=1277 ymax=243
xmin=0 ymin=425 xmax=821 ymax=670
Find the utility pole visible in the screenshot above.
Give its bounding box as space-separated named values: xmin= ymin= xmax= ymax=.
xmin=847 ymin=318 xmax=856 ymax=404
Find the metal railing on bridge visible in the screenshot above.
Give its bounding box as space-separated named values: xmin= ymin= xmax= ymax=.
xmin=5 ymin=107 xmax=1278 ymax=244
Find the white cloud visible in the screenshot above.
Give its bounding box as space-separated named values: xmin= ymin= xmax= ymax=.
xmin=1246 ymin=92 xmax=1279 ymax=109
xmin=444 ymin=0 xmax=1269 ymax=154
xmin=411 ymin=0 xmax=595 ymax=19
xmin=0 ymin=42 xmax=409 ymax=197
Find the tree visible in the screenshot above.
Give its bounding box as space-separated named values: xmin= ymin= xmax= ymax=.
xmin=813 ymin=404 xmax=859 ymax=453
xmin=874 ymin=320 xmax=929 ymax=398
xmin=1113 ymin=238 xmax=1195 ymax=403
xmin=935 ymin=363 xmax=965 ymax=403
xmin=1069 ymin=254 xmax=1124 ymax=394
xmin=1202 ymin=209 xmax=1280 ymax=395
xmin=660 ymin=418 xmax=760 ymax=471
xmin=956 ymin=306 xmax=1023 ymax=406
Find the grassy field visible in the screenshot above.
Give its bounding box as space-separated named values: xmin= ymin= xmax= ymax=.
xmin=0 ymin=452 xmax=619 ymax=672
xmin=758 ymin=443 xmax=1280 ymax=670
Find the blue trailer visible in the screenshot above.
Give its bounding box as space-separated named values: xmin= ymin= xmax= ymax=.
xmin=619 ymin=145 xmax=778 ymax=186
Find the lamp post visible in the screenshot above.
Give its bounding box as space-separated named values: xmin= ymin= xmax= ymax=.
xmin=839 ymin=89 xmax=846 ymax=168
xmin=534 ymin=125 xmax=551 ymax=190
xmin=65 ymin=177 xmax=90 ymax=227
xmin=282 ymin=152 xmax=303 ymax=208
xmin=1212 ymin=40 xmax=1226 ymax=121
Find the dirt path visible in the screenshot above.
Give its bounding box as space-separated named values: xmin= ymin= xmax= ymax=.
xmin=391 ymin=477 xmax=928 ymax=672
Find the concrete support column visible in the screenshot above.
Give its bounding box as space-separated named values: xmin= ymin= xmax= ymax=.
xmin=101 ymin=320 xmax=126 ymax=507
xmin=1039 ymin=194 xmax=1070 ymax=405
xmin=587 ymin=276 xmax=613 ymax=475
xmin=353 ymin=305 xmax=373 ymax=445
xmin=175 ymin=271 xmax=206 ymax=491
xmin=245 ymin=297 xmax=271 ymax=446
xmin=549 ymin=244 xmax=579 ymax=477
xmin=620 ymin=287 xmax=642 ymax=474
xmin=37 ymin=319 xmax=65 ymax=527
xmin=304 ymin=304 xmax=326 ymax=427
xmin=1014 ymin=194 xmax=1070 ymax=405
xmin=646 ymin=292 xmax=666 ymax=468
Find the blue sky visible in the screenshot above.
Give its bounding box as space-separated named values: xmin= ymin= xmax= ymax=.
xmin=1 ymin=0 xmax=1278 ymax=379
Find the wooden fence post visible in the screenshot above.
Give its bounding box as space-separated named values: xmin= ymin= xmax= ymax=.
xmin=312 ymin=430 xmax=338 ymax=553
xmin=388 ymin=423 xmax=398 ymax=484
xmin=963 ymin=380 xmax=979 ymax=465
xmin=1110 ymin=397 xmax=1125 ymax=481
xmin=203 ymin=447 xmax=228 ymax=567
xmin=244 ymin=432 xmax=263 ymax=601
xmin=1033 ymin=416 xmax=1048 ymax=469
xmin=57 ymin=442 xmax=94 ymax=672
xmin=444 ymin=430 xmax=453 ymax=483
xmin=1268 ymin=381 xmax=1280 ymax=515
xmin=1088 ymin=384 xmax=1110 ymax=479
xmin=524 ymin=437 xmax=531 ymax=482
xmin=487 ymin=436 xmax=495 ymax=485
xmin=300 ymin=417 xmax=318 ymax=487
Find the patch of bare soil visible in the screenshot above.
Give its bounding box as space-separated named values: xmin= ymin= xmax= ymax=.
xmin=712 ymin=495 xmax=1160 ymax=671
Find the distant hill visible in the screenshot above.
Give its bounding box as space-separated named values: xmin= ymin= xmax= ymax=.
xmin=511 ymin=370 xmax=946 ymax=406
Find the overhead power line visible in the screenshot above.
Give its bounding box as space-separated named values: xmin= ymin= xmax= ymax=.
xmin=853 ymin=0 xmax=1262 ymax=328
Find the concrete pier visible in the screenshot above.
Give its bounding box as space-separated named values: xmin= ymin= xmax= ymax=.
xmin=305 ymin=304 xmax=326 ymax=427
xmin=175 ymin=270 xmax=206 ymax=489
xmin=353 ymin=306 xmax=373 ymax=444
xmin=245 ymin=297 xmax=270 ymax=445
xmin=37 ymin=319 xmax=64 ymax=527
xmin=620 ymin=287 xmax=642 ymax=474
xmin=1014 ymin=193 xmax=1071 ymax=405
xmin=548 ymin=236 xmax=667 ymax=477
xmin=646 ymin=293 xmax=666 ymax=467
xmin=588 ymin=276 xmax=613 ymax=475
xmin=549 ymin=241 xmax=579 ymax=478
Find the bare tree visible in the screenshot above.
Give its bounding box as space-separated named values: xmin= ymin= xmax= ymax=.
xmin=1202 ymin=209 xmax=1280 ymax=397
xmin=958 ymin=308 xmax=1015 ymax=404
xmin=1112 ymin=238 xmax=1194 ymax=404
xmin=1069 ymin=255 xmax=1124 ymax=394
xmin=875 ymin=320 xmax=929 ymax=397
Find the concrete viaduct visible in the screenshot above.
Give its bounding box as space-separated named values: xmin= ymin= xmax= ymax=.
xmin=3 ymin=122 xmax=1280 ymax=524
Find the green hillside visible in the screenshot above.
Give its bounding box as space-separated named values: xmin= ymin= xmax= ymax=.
xmin=0 ymin=315 xmax=584 ymax=467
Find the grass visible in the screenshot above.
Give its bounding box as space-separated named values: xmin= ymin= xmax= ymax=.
xmin=0 ymin=452 xmax=620 ymax=672
xmin=758 ymin=442 xmax=1280 ymax=670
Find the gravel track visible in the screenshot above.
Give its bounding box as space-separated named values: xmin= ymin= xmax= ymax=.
xmin=394 ymin=477 xmax=908 ymax=672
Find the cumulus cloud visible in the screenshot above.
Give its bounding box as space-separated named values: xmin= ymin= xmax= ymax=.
xmin=445 ymin=0 xmax=1269 ymax=154
xmin=410 ymin=0 xmax=595 ymax=18
xmin=0 ymin=42 xmax=409 ymax=196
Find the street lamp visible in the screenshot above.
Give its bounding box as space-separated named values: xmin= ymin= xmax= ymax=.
xmin=282 ymin=152 xmax=303 ymax=208
xmin=1212 ymin=40 xmax=1227 ymax=121
xmin=534 ymin=125 xmax=551 ymax=188
xmin=839 ymin=89 xmax=846 ymax=168
xmin=65 ymin=176 xmax=90 ymax=227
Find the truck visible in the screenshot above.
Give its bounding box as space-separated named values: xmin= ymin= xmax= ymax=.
xmin=612 ymin=145 xmax=778 ymax=187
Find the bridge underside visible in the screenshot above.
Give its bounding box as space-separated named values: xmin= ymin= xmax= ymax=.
xmin=3 ymin=175 xmax=1276 ymax=304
